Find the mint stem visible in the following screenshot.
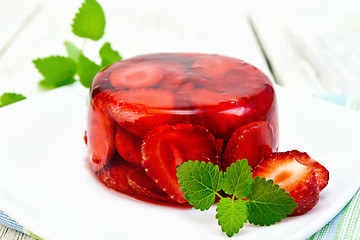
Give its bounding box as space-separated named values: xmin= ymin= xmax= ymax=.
xmin=215 ymin=192 xmax=224 ymax=199
xmin=81 ymin=39 xmax=87 ymax=52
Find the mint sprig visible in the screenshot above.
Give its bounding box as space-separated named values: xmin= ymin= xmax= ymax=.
xmin=177 ymin=159 xmax=297 ymax=237
xmin=32 ymin=0 xmax=121 ymax=90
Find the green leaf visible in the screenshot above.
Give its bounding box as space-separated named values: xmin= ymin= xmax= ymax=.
xmin=99 ymin=42 xmax=122 ymax=67
xmin=222 ymin=159 xmax=253 ymax=199
xmin=72 ymin=0 xmax=105 ymax=40
xmin=177 ymin=160 xmax=223 ymax=211
xmin=247 ymin=177 xmax=297 ymax=226
xmin=64 ymin=41 xmax=81 ymax=62
xmin=77 ymin=53 xmax=101 ymax=88
xmin=216 ymin=198 xmax=248 ymax=237
xmin=33 ymin=56 xmax=77 ymax=89
xmin=0 ymin=93 xmax=26 ymax=107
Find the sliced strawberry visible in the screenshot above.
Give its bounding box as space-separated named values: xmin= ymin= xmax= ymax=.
xmin=157 ymin=61 xmax=187 ymax=89
xmin=87 ymin=96 xmax=116 ymax=172
xmin=103 ymin=89 xmax=175 ymax=137
xmin=288 ymin=150 xmax=329 ymax=191
xmin=142 ymin=124 xmax=220 ymax=203
xmin=191 ymin=54 xmax=242 ymax=80
xmin=186 ymin=89 xmax=252 ymax=139
xmin=114 ymin=127 xmax=143 ymax=167
xmin=223 ymin=121 xmax=275 ymax=171
xmin=127 ymin=168 xmax=171 ymax=201
xmin=97 ymin=158 xmax=137 ymax=194
xmin=253 ymin=151 xmax=320 ymax=216
xmin=110 ymin=62 xmax=163 ymax=88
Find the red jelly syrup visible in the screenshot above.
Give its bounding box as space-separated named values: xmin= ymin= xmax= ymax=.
xmin=86 ymin=53 xmax=279 ymax=206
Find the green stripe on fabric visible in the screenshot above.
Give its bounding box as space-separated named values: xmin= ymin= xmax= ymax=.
xmin=334 ymin=189 xmax=360 ymax=239
xmin=308 ymin=222 xmax=330 ymax=240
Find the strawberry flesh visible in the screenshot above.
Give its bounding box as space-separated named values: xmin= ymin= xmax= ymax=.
xmin=110 ymin=62 xmax=163 ymax=89
xmin=142 ymin=124 xmax=220 ymax=203
xmin=87 ymin=94 xmax=115 ymax=172
xmin=102 ymin=89 xmax=175 ymax=137
xmin=97 ymin=157 xmax=137 ymax=194
xmin=115 ymin=127 xmax=143 ymax=167
xmin=127 ymin=168 xmax=171 ymax=201
xmin=223 ymin=121 xmax=275 ymax=171
xmin=287 ymin=150 xmax=329 ymax=191
xmin=253 ymin=151 xmax=320 ymax=216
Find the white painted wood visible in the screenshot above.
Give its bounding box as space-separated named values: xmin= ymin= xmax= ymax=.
xmin=0 ymin=1 xmax=39 ymax=57
xmin=251 ymin=14 xmax=360 ymax=97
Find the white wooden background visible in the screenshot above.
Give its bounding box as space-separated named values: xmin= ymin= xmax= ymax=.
xmin=0 ymin=0 xmax=359 ymax=239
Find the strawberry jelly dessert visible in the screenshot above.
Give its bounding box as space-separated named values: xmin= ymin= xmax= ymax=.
xmin=86 ymin=53 xmax=279 ymax=205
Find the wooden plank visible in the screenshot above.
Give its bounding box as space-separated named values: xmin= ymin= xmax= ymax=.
xmin=250 ymin=14 xmax=360 ymax=97
xmin=0 ymin=1 xmax=39 ymax=57
xmin=0 ymin=0 xmax=83 ymax=97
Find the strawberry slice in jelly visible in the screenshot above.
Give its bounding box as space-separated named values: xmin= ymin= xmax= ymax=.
xmin=127 ymin=168 xmax=171 ymax=201
xmin=97 ymin=158 xmax=137 ymax=194
xmin=103 ymin=88 xmax=175 ymax=137
xmin=186 ymin=89 xmax=250 ymax=139
xmin=191 ymin=54 xmax=243 ymax=80
xmin=110 ymin=62 xmax=163 ymax=88
xmin=115 ymin=127 xmax=143 ymax=167
xmin=223 ymin=121 xmax=275 ymax=171
xmin=142 ymin=124 xmax=219 ymax=203
xmin=87 ymin=95 xmax=115 ymax=172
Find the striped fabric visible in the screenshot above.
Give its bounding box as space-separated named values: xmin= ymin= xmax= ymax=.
xmin=0 ymin=95 xmax=359 ymax=240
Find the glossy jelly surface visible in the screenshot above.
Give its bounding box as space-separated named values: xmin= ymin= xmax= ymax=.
xmin=86 ymin=53 xmax=278 ymax=206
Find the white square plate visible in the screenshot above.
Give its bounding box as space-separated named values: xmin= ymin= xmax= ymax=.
xmin=0 ymin=84 xmax=359 ymax=240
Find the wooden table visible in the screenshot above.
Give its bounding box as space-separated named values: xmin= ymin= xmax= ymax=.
xmin=0 ymin=0 xmax=359 ymax=239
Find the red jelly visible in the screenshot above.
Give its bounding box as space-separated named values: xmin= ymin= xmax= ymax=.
xmin=86 ymin=53 xmax=278 ymax=205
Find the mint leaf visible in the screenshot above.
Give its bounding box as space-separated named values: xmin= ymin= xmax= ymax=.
xmin=0 ymin=93 xmax=26 ymax=107
xmin=64 ymin=41 xmax=81 ymax=62
xmin=100 ymin=42 xmax=122 ymax=67
xmin=33 ymin=56 xmax=77 ymax=89
xmin=177 ymin=161 xmax=223 ymax=211
xmin=216 ymin=198 xmax=248 ymax=237
xmin=247 ymin=177 xmax=297 ymax=226
xmin=222 ymin=159 xmax=253 ymax=199
xmin=78 ymin=53 xmax=101 ymax=88
xmin=72 ymin=0 xmax=105 ymax=40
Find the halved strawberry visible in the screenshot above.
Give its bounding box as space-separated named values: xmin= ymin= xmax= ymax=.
xmin=287 ymin=150 xmax=329 ymax=191
xmin=87 ymin=96 xmax=116 ymax=172
xmin=110 ymin=62 xmax=163 ymax=88
xmin=103 ymin=89 xmax=175 ymax=137
xmin=97 ymin=158 xmax=137 ymax=194
xmin=223 ymin=121 xmax=275 ymax=171
xmin=127 ymin=168 xmax=171 ymax=201
xmin=114 ymin=127 xmax=143 ymax=167
xmin=142 ymin=124 xmax=220 ymax=203
xmin=253 ymin=151 xmax=320 ymax=216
